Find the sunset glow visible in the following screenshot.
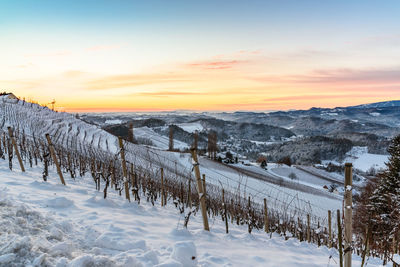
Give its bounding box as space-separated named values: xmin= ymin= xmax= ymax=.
xmin=1 ymin=1 xmax=400 ymax=112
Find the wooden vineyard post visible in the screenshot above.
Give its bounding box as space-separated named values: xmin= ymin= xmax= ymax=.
xmin=118 ymin=137 xmax=130 ymax=202
xmin=202 ymin=174 xmax=206 ymax=195
xmin=130 ymin=163 xmax=136 ymax=201
xmin=328 ymin=210 xmax=332 ymax=248
xmin=45 ymin=134 xmax=65 ymax=185
xmin=307 ymin=214 xmax=311 ymax=243
xmin=344 ymin=163 xmax=353 ymax=267
xmin=110 ymin=161 xmax=115 ymax=188
xmin=187 ymin=179 xmax=192 ymax=208
xmin=8 ymin=127 xmax=25 ymax=172
xmin=190 ymin=148 xmax=210 ymax=231
xmin=202 ymin=174 xmax=207 ymax=211
xmin=222 ymin=188 xmax=229 ymax=234
xmin=161 ymin=168 xmax=165 ymax=207
xmin=361 ymin=225 xmax=371 ymax=267
xmin=264 ymin=198 xmax=269 ymax=233
xmin=337 ymin=209 xmax=344 ymax=267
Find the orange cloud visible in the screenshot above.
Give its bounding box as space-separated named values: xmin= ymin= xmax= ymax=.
xmin=186 ymin=60 xmax=245 ymax=70
xmin=86 ymin=73 xmax=192 ymax=90
xmin=63 ymin=70 xmax=87 ymax=78
xmin=253 ymin=67 xmax=400 ymax=85
xmin=263 ymin=93 xmax=392 ymax=103
xmin=136 ymin=91 xmax=209 ymax=97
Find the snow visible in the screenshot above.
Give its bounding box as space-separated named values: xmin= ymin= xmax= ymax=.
xmin=133 ymin=127 xmax=189 ymax=150
xmin=104 ymin=119 xmax=123 ymax=124
xmin=268 ymin=164 xmax=335 ymax=190
xmin=0 ymin=98 xmax=338 ymax=224
xmin=0 ymin=159 xmax=384 ymax=266
xmin=344 ymin=146 xmax=388 ymax=172
xmin=370 ymin=112 xmax=381 ymax=117
xmin=0 ymin=97 xmax=387 ymax=265
xmin=323 ymin=146 xmax=389 ymax=173
xmin=176 ymin=122 xmax=204 ymax=133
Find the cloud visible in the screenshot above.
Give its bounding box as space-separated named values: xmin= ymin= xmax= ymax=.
xmin=14 ymin=63 xmax=35 ymax=69
xmin=24 ymin=50 xmax=71 ymax=58
xmin=301 ymin=68 xmax=400 ymax=84
xmin=186 ymin=59 xmax=245 ymax=70
xmin=63 ymin=70 xmax=87 ymax=78
xmin=352 ymin=34 xmax=400 ymax=47
xmin=136 ymin=91 xmax=209 ymax=97
xmin=86 ymin=73 xmax=192 ymax=90
xmin=252 ymin=67 xmax=400 ymax=85
xmin=237 ymin=49 xmax=262 ymax=55
xmin=263 ymin=93 xmax=387 ymax=103
xmin=85 ymin=45 xmax=121 ymax=52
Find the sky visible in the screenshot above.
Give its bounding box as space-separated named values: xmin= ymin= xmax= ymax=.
xmin=1 ymin=0 xmax=400 ymax=112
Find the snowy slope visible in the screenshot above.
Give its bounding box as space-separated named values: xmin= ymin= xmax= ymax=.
xmin=344 ymin=147 xmax=388 ymax=172
xmin=133 ymin=127 xmax=189 ymax=150
xmin=176 ymin=122 xmax=204 ymax=133
xmin=0 ymin=96 xmax=119 ymax=154
xmin=0 ymin=97 xmax=341 ymax=226
xmin=0 ymin=160 xmax=383 ymax=267
xmin=268 ymin=164 xmax=339 ymax=190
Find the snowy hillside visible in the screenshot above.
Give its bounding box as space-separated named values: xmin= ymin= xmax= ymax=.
xmin=0 ymin=96 xmax=341 ymax=225
xmin=0 ymin=96 xmax=391 ymax=266
xmin=344 ymin=146 xmax=388 ymax=172
xmin=133 ymin=127 xmax=189 ymax=150
xmin=0 ymin=96 xmax=119 ymax=154
xmin=0 ymin=160 xmax=383 ymax=266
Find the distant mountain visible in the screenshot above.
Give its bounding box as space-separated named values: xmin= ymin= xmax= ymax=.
xmin=350 ymin=100 xmax=400 ymax=109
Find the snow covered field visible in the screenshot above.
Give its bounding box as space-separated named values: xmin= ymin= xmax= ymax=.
xmin=133 ymin=127 xmax=189 ymax=150
xmin=0 ymin=160 xmax=383 ymax=266
xmin=344 ymin=147 xmax=388 ymax=172
xmin=268 ymin=164 xmax=339 ymax=190
xmin=176 ymin=122 xmax=204 ymax=133
xmin=323 ymin=146 xmax=389 ymax=173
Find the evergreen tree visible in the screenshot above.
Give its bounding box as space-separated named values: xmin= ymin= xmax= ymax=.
xmin=367 ymin=135 xmax=400 ymax=261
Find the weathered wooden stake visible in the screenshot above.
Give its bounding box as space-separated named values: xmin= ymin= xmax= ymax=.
xmin=130 ymin=163 xmax=136 ymax=200
xmin=222 ymin=188 xmax=228 ymax=234
xmin=45 ymin=133 xmax=65 ymax=185
xmin=307 ymin=214 xmax=311 ymax=243
xmin=8 ymin=127 xmax=25 ymax=172
xmin=361 ymin=225 xmax=371 ymax=267
xmin=110 ymin=161 xmax=115 ymax=187
xmin=188 ymin=179 xmax=192 ymax=208
xmin=161 ymin=168 xmax=165 ymax=207
xmin=264 ymin=198 xmax=269 ymax=233
xmin=337 ymin=209 xmax=344 ymax=267
xmin=202 ymin=174 xmax=206 ymax=195
xmin=190 ymin=148 xmax=210 ymax=231
xmin=328 ymin=210 xmax=332 ymax=248
xmin=118 ymin=137 xmax=130 ymax=202
xmin=344 ymin=163 xmax=353 ymax=267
